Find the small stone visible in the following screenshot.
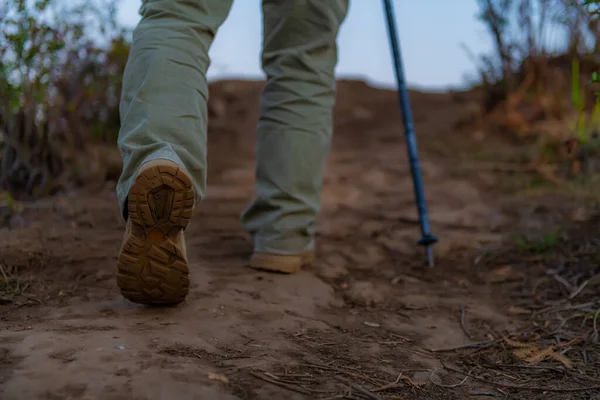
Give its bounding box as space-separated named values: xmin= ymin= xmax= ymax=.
xmin=345 ymin=281 xmax=387 ymax=307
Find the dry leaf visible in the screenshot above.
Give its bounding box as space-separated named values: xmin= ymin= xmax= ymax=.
xmin=506 ymin=337 xmax=573 ymax=370
xmin=570 ymin=207 xmax=588 ymax=222
xmin=404 ymin=377 xmax=426 ymax=388
xmin=550 ymin=352 xmax=573 ymax=369
xmin=503 ymin=337 xmax=533 ymax=348
xmin=513 ymin=347 xmax=539 ymax=359
xmin=487 ymin=265 xmax=517 ymax=283
xmin=507 ymin=306 xmax=531 ymax=315
xmin=543 ymin=320 xmax=550 ymax=329
xmin=521 ymin=347 xmax=554 ymax=363
xmin=208 ymin=372 xmax=229 ymax=384
xmin=521 ymin=347 xmax=572 ymax=369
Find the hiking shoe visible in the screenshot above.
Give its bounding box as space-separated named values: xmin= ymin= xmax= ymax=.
xmin=116 ymin=159 xmax=195 ymax=306
xmin=248 ymin=252 xmax=315 ymax=274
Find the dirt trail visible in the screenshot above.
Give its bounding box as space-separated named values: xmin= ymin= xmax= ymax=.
xmin=1 ymin=81 xmax=598 ymax=400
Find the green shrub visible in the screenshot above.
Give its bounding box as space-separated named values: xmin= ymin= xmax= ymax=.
xmin=585 ymin=1 xmax=600 ymax=101
xmin=0 ymin=0 xmax=130 ymax=199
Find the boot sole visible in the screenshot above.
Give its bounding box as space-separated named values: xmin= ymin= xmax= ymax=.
xmin=116 ymin=161 xmax=194 ymax=306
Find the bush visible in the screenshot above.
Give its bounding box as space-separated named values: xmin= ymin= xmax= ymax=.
xmin=0 ymin=0 xmax=130 ymax=199
xmin=587 ymin=0 xmax=600 ymax=100
xmin=465 ymin=1 xmax=600 ymax=143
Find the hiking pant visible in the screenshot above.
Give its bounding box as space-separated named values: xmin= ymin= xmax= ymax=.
xmin=116 ymin=0 xmax=349 ymax=255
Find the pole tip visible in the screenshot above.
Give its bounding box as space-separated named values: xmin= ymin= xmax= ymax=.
xmin=426 ymin=245 xmax=435 ymax=268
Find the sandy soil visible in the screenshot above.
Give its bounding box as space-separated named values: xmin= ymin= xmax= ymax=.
xmin=1 ymin=81 xmax=599 ymax=400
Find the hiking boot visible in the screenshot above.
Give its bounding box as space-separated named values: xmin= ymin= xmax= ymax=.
xmin=248 ymin=251 xmax=315 ymax=274
xmin=116 ymin=159 xmax=195 ymax=306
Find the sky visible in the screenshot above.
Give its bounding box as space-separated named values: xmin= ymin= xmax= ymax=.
xmin=116 ymin=1 xmax=492 ymax=91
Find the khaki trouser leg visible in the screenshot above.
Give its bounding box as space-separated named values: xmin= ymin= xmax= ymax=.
xmin=241 ymin=0 xmax=349 ymax=255
xmin=116 ymin=0 xmax=233 ymax=219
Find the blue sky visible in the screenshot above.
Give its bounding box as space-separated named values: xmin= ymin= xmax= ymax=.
xmin=117 ymin=1 xmax=492 ymax=90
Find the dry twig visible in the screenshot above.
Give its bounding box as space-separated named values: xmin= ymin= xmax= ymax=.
xmin=592 ymin=308 xmax=600 ymax=342
xmin=460 ymin=306 xmax=474 ymax=340
xmin=250 ymin=371 xmax=314 ymax=395
xmin=0 ymin=263 xmax=8 ymax=281
xmin=430 ymin=339 xmax=499 ymax=352
xmin=569 ymin=280 xmax=589 ymax=300
xmin=334 ymin=376 xmax=385 ymax=400
xmin=372 ymin=374 xmax=403 ymax=392
xmin=445 ymin=365 xmax=600 ymax=392
xmin=430 ymin=370 xmax=471 ymax=388
xmin=484 ymin=363 xmax=565 ymax=374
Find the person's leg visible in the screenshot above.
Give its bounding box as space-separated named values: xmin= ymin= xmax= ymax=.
xmin=116 ymin=0 xmax=233 ymax=305
xmin=241 ymin=0 xmax=349 ymax=273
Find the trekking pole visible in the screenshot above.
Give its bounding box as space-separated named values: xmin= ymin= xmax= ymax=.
xmin=381 ymin=0 xmax=438 ymax=267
